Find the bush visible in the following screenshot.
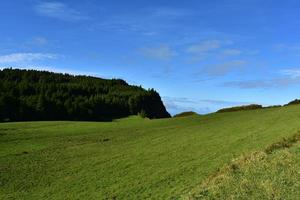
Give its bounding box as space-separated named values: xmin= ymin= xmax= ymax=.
xmin=138 ymin=109 xmax=148 ymax=118
xmin=264 ymin=105 xmax=282 ymax=109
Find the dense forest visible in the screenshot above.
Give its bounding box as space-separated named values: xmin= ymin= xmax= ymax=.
xmin=0 ymin=68 xmax=170 ymax=122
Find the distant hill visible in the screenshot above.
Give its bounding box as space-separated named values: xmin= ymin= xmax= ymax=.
xmin=285 ymin=99 xmax=300 ymax=106
xmin=216 ymin=101 xmax=300 ymax=113
xmin=173 ymin=111 xmax=198 ymax=118
xmin=0 ymin=68 xmax=170 ymax=121
xmin=217 ymin=104 xmax=263 ymax=113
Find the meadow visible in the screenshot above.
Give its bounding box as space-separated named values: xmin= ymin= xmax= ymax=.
xmin=188 ymin=138 xmax=300 ymax=199
xmin=1 ymin=105 xmax=300 ymax=199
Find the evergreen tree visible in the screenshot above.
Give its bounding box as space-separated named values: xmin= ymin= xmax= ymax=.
xmin=0 ymin=68 xmax=170 ymax=122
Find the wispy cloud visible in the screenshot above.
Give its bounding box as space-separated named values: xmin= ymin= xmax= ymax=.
xmin=34 ymin=1 xmax=89 ymax=21
xmin=150 ymin=7 xmax=193 ymax=18
xmin=93 ymin=19 xmax=158 ymax=36
xmin=186 ymin=40 xmax=237 ymax=61
xmin=0 ymin=53 xmax=58 ymax=64
xmin=221 ymin=70 xmax=300 ymax=89
xmin=90 ymin=7 xmax=193 ymax=35
xmin=162 ymin=96 xmax=252 ymax=115
xmin=162 ymin=96 xmax=210 ymax=115
xmin=186 ymin=40 xmax=220 ymax=54
xmin=223 ymin=79 xmax=300 ymax=89
xmin=280 ymin=68 xmax=300 ymax=78
xmin=163 ymin=96 xmax=197 ymax=104
xmin=220 ymin=49 xmax=241 ymax=57
xmin=29 ymin=37 xmax=48 ymax=46
xmin=200 ymin=99 xmax=252 ymax=106
xmin=197 ymin=60 xmax=246 ymax=77
xmin=222 ymin=80 xmax=272 ymax=89
xmin=273 ymin=43 xmax=300 ymax=54
xmin=140 ymin=45 xmax=176 ymax=61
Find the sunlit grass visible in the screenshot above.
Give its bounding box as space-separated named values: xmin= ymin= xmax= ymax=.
xmin=1 ymin=105 xmax=300 ymax=199
xmin=187 ymin=138 xmax=300 ymax=199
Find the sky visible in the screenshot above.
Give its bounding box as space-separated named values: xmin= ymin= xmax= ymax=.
xmin=1 ymin=0 xmax=300 ymax=115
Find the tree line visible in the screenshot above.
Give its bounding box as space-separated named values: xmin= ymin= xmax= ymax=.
xmin=0 ymin=68 xmax=170 ymax=122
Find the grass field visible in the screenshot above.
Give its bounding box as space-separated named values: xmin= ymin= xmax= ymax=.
xmin=1 ymin=105 xmax=300 ymax=199
xmin=188 ymin=139 xmax=300 ymax=199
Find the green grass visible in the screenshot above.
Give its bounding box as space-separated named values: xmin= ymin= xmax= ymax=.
xmin=1 ymin=105 xmax=300 ymax=199
xmin=187 ymin=138 xmax=300 ymax=199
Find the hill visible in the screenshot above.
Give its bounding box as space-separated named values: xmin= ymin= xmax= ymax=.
xmin=285 ymin=99 xmax=300 ymax=106
xmin=187 ymin=133 xmax=300 ymax=199
xmin=0 ymin=68 xmax=170 ymax=122
xmin=216 ymin=104 xmax=263 ymax=113
xmin=1 ymin=104 xmax=300 ymax=199
xmin=173 ymin=111 xmax=199 ymax=117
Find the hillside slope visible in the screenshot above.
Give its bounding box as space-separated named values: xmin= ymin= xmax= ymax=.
xmin=173 ymin=111 xmax=199 ymax=118
xmin=0 ymin=68 xmax=170 ymax=121
xmin=187 ymin=136 xmax=300 ymax=199
xmin=1 ymin=105 xmax=300 ymax=199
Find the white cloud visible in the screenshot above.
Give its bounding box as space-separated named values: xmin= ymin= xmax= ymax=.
xmin=141 ymin=45 xmax=176 ymax=61
xmin=273 ymin=43 xmax=300 ymax=54
xmin=30 ymin=37 xmax=48 ymax=46
xmin=151 ymin=8 xmax=193 ymax=18
xmin=222 ymin=80 xmax=271 ymax=89
xmin=0 ymin=53 xmax=57 ymax=64
xmin=280 ymin=69 xmax=300 ymax=78
xmin=186 ymin=40 xmax=221 ymax=54
xmin=200 ymin=99 xmax=252 ymax=106
xmin=34 ymin=2 xmax=89 ymax=21
xmin=162 ymin=96 xmax=252 ymax=115
xmin=162 ymin=96 xmax=211 ymax=115
xmin=201 ymin=60 xmax=246 ymax=77
xmin=186 ymin=40 xmax=223 ymax=61
xmin=185 ymin=40 xmax=243 ymax=62
xmin=221 ymin=49 xmax=241 ymax=57
xmin=221 ymin=68 xmax=300 ymax=89
xmin=221 ymin=75 xmax=300 ymax=89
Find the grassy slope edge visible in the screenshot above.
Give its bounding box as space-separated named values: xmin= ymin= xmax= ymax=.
xmin=186 ymin=133 xmax=300 ymax=200
xmin=173 ymin=111 xmax=199 ymax=118
xmin=1 ymin=105 xmax=300 ymax=199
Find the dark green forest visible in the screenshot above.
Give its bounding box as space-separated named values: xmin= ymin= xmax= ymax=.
xmin=0 ymin=68 xmax=170 ymax=122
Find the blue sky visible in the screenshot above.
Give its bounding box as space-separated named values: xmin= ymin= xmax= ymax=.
xmin=1 ymin=0 xmax=300 ymax=115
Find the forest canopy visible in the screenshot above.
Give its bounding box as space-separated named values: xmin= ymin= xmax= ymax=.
xmin=0 ymin=68 xmax=170 ymax=122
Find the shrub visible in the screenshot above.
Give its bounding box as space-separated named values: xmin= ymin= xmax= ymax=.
xmin=264 ymin=105 xmax=282 ymax=109
xmin=138 ymin=109 xmax=148 ymax=118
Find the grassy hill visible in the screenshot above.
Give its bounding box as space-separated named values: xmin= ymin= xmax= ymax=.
xmin=187 ymin=135 xmax=300 ymax=199
xmin=173 ymin=111 xmax=199 ymax=118
xmin=1 ymin=105 xmax=300 ymax=199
